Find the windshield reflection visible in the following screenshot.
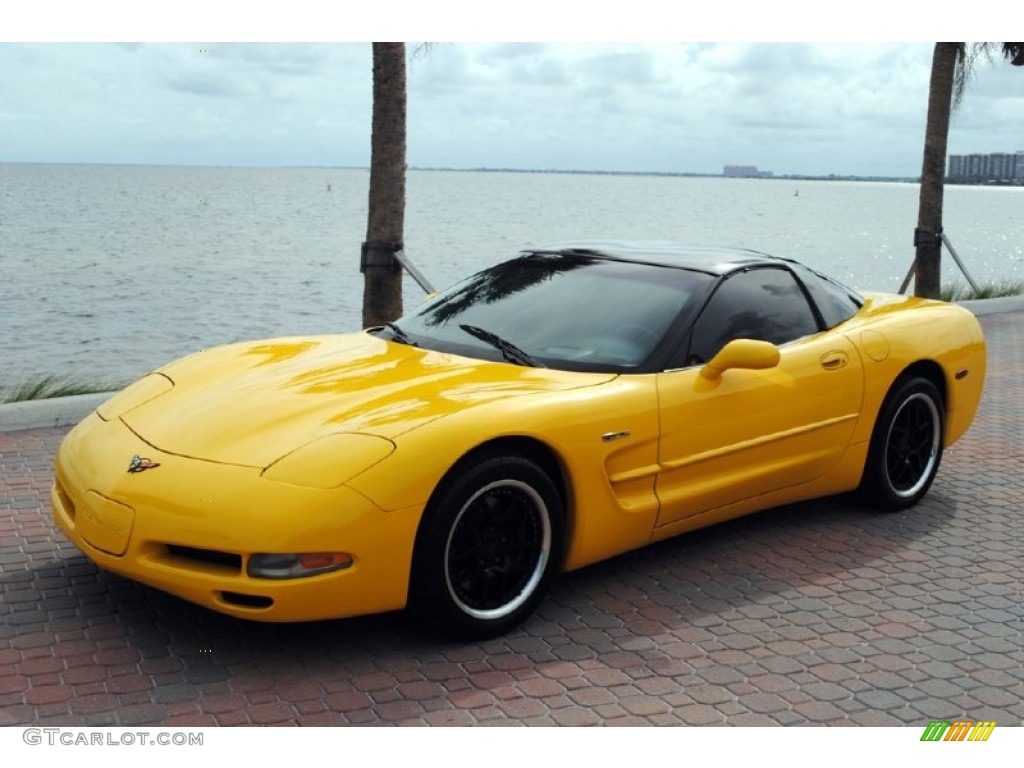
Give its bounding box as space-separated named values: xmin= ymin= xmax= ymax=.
xmin=422 ymin=253 xmax=594 ymax=327
xmin=394 ymin=252 xmax=710 ymax=373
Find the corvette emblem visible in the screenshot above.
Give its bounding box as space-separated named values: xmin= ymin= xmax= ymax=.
xmin=127 ymin=455 xmax=161 ymax=473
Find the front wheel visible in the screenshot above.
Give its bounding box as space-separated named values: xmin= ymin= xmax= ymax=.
xmin=858 ymin=376 xmax=945 ymax=510
xmin=411 ymin=452 xmax=564 ymax=638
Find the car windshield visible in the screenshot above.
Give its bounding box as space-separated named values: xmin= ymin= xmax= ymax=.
xmin=387 ymin=252 xmax=712 ymax=372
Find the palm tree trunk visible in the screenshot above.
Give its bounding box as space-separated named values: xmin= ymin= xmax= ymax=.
xmin=362 ymin=42 xmax=406 ymax=328
xmin=914 ymin=43 xmax=960 ymax=298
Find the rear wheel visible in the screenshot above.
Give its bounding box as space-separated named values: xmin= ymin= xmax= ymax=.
xmin=411 ymin=452 xmax=564 ymax=638
xmin=858 ymin=376 xmax=944 ymax=510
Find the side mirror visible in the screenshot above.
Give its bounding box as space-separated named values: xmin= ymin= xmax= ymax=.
xmin=700 ymin=339 xmax=780 ymax=379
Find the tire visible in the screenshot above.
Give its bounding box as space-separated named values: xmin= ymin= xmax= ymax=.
xmin=411 ymin=452 xmax=564 ymax=638
xmin=858 ymin=376 xmax=945 ymax=510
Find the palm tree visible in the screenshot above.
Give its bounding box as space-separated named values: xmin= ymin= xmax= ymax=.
xmin=914 ymin=43 xmax=1023 ymax=298
xmin=362 ymin=42 xmax=406 ymax=328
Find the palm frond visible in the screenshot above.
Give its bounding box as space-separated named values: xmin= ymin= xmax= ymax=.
xmin=1003 ymin=42 xmax=1024 ymax=66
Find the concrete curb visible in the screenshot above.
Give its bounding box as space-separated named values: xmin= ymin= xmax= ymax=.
xmin=3 ymin=297 xmax=1023 ymax=434
xmin=955 ymin=295 xmax=1024 ymax=317
xmin=0 ymin=392 xmax=113 ymax=433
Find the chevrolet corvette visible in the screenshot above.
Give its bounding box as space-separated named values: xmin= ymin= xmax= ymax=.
xmin=52 ymin=243 xmax=986 ymax=637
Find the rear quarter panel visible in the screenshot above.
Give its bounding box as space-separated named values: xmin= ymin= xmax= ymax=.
xmin=842 ymin=294 xmax=986 ymax=448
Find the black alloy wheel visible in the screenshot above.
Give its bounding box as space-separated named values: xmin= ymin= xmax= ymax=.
xmin=412 ymin=452 xmax=564 ymax=638
xmin=859 ymin=376 xmax=945 ymax=510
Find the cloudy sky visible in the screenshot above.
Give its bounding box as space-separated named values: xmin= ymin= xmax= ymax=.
xmin=4 ymin=7 xmax=1022 ymax=177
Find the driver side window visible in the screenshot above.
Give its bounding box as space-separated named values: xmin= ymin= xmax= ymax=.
xmin=687 ymin=268 xmax=819 ymax=365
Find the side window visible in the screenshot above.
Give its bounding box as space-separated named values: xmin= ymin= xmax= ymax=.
xmin=791 ymin=264 xmax=862 ymax=329
xmin=688 ymin=268 xmax=820 ymax=364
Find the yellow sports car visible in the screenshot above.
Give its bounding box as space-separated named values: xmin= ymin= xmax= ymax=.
xmin=52 ymin=243 xmax=986 ymax=637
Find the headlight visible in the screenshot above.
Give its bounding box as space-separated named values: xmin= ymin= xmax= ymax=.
xmin=261 ymin=432 xmax=395 ymax=489
xmin=96 ymin=373 xmax=174 ymax=421
xmin=248 ymin=552 xmax=353 ymax=579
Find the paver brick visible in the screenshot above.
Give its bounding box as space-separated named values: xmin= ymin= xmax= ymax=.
xmin=1 ymin=311 xmax=1022 ymax=726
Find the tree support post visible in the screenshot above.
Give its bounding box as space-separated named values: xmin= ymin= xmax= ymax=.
xmin=899 ymin=228 xmax=981 ymax=296
xmin=361 ymin=241 xmax=404 ymax=328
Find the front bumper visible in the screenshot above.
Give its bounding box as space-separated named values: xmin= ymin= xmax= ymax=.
xmin=52 ymin=412 xmax=422 ymax=622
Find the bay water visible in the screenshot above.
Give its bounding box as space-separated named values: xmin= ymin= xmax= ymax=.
xmin=2 ymin=162 xmax=1021 ymax=386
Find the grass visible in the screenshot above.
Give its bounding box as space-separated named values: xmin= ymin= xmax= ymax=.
xmin=0 ymin=375 xmax=123 ymax=404
xmin=940 ymin=279 xmax=1024 ymax=302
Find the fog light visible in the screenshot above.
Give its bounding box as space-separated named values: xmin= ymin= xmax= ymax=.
xmin=248 ymin=552 xmax=353 ymax=579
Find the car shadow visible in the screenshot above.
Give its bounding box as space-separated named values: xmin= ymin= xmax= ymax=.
xmin=539 ymin=490 xmax=962 ymax=639
xmin=2 ymin=490 xmax=960 ymax=668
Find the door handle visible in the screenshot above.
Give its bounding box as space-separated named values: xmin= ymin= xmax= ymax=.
xmin=820 ymin=351 xmax=848 ymax=370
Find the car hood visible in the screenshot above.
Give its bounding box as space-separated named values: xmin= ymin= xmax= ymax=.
xmin=119 ymin=332 xmax=616 ymax=467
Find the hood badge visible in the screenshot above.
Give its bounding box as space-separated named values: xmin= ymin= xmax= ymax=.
xmin=127 ymin=455 xmax=161 ymax=473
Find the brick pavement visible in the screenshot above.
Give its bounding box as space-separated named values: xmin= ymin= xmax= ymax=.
xmin=1 ymin=312 xmax=1021 ymax=726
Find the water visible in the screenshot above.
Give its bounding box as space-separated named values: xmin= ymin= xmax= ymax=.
xmin=2 ymin=162 xmax=1022 ymax=385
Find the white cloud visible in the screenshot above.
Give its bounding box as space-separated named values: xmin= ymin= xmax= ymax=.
xmin=2 ymin=41 xmax=1021 ymax=175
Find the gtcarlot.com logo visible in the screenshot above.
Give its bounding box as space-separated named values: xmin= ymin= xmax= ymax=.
xmin=23 ymin=729 xmax=203 ymax=747
xmin=920 ymin=721 xmax=997 ymax=742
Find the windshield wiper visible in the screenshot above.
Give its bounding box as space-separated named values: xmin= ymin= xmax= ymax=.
xmin=382 ymin=321 xmax=417 ymax=346
xmin=458 ymin=324 xmax=544 ymax=368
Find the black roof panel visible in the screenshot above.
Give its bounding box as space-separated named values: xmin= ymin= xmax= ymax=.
xmin=532 ymin=241 xmax=792 ymax=276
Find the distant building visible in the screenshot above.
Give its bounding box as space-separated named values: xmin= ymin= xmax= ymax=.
xmin=948 ymin=151 xmax=1024 ymax=183
xmin=723 ymin=165 xmax=773 ymax=178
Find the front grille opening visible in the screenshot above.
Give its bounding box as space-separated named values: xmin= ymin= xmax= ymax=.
xmin=220 ymin=591 xmax=274 ymax=609
xmin=165 ymin=544 xmax=242 ymax=572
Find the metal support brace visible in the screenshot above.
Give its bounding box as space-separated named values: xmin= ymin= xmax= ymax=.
xmin=393 ymin=250 xmax=437 ymax=294
xmin=899 ymin=229 xmax=981 ymax=295
xmin=360 ymin=241 xmax=437 ymax=294
xmin=898 ymin=262 xmax=915 ymax=295
xmin=940 ymin=232 xmax=980 ymax=294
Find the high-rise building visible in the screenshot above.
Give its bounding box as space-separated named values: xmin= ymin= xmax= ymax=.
xmin=948 ymin=151 xmax=1024 ymax=182
xmin=723 ymin=165 xmax=761 ymax=178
